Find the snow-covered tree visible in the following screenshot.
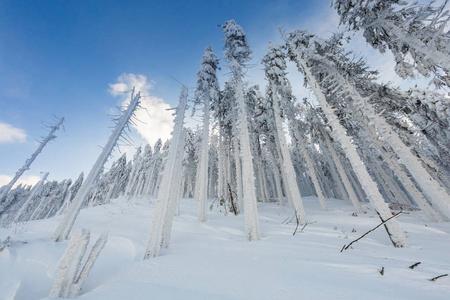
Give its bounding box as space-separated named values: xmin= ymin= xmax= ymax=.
xmin=144 ymin=87 xmax=188 ymax=258
xmin=334 ymin=0 xmax=450 ymax=87
xmin=222 ymin=20 xmax=260 ymax=240
xmin=262 ymin=45 xmax=308 ymax=221
xmin=193 ymin=46 xmax=220 ymax=222
xmin=285 ymin=30 xmax=407 ymax=247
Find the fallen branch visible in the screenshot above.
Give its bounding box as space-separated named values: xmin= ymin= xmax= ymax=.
xmin=429 ymin=274 xmax=448 ymax=281
xmin=409 ymin=262 xmax=421 ymax=269
xmin=293 ymin=217 xmax=317 ymax=236
xmin=292 ymin=212 xmax=300 ymax=236
xmin=340 ymin=211 xmax=403 ymax=252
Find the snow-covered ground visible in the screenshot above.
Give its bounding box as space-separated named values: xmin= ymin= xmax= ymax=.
xmin=1 ymin=197 xmax=450 ymax=300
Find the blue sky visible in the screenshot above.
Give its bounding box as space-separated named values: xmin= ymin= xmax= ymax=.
xmin=0 ymin=0 xmax=427 ymax=185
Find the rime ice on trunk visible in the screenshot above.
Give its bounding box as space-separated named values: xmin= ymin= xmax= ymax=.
xmin=195 ymin=86 xmax=211 ymax=222
xmin=144 ymin=87 xmax=188 ymax=258
xmin=327 ymin=64 xmax=450 ymax=220
xmin=50 ymin=230 xmax=108 ymax=298
xmin=54 ymin=90 xmax=141 ymax=241
xmin=272 ymin=92 xmax=306 ymax=221
xmin=223 ymin=20 xmax=260 ymax=240
xmin=194 ymin=47 xmax=220 ymax=222
xmin=286 ymin=32 xmax=406 ymax=247
xmin=321 ymin=129 xmax=362 ymax=213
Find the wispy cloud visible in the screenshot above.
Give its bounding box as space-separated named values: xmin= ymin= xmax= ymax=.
xmin=0 ymin=122 xmax=26 ymax=144
xmin=108 ymin=73 xmax=175 ymax=147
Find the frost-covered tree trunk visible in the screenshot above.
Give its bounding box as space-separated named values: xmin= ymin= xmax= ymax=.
xmin=223 ymin=20 xmax=260 ymax=240
xmin=232 ymin=137 xmax=243 ymax=209
xmin=54 ymin=91 xmax=141 ymax=241
xmin=299 ymin=142 xmax=326 ymax=209
xmin=50 ymin=230 xmax=107 ymax=298
xmin=50 ymin=229 xmax=90 ymax=298
xmin=162 ymin=128 xmax=186 ymax=248
xmin=318 ymin=136 xmax=348 ymax=201
xmin=194 ymin=47 xmax=220 ymax=221
xmin=322 ymin=130 xmax=362 ymax=212
xmin=372 ymin=133 xmax=442 ymax=221
xmin=68 ymin=233 xmax=108 ymax=297
xmin=234 ymin=79 xmax=260 ymax=240
xmin=0 ymin=118 xmax=63 ymax=203
xmin=217 ymin=133 xmax=226 ymax=201
xmin=144 ymin=88 xmax=188 ymax=258
xmin=287 ymin=38 xmax=406 ymax=246
xmin=272 ymin=93 xmax=306 ymax=221
xmin=329 ymin=68 xmax=450 ymax=219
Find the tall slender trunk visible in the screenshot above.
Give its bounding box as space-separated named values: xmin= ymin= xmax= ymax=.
xmin=234 ymin=75 xmax=260 ymax=240
xmin=195 ymin=98 xmax=210 ymax=222
xmin=54 ymin=91 xmax=141 ymax=241
xmin=0 ymin=118 xmax=63 ymax=203
xmin=272 ymin=92 xmax=307 ymax=220
xmin=292 ymin=55 xmax=406 ymax=247
xmin=144 ymin=88 xmax=188 ymax=258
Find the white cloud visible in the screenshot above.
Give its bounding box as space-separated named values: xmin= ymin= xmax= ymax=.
xmin=109 ymin=73 xmax=174 ymax=147
xmin=0 ymin=122 xmax=26 ymax=144
xmin=0 ymin=174 xmax=40 ymax=187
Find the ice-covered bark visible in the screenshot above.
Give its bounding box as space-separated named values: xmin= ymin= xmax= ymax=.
xmin=49 ymin=229 xmax=90 ymax=298
xmin=232 ymin=137 xmax=243 ymax=208
xmin=194 ymin=47 xmax=219 ymax=222
xmin=262 ymin=45 xmax=307 ymax=219
xmin=286 ymin=32 xmax=406 ymax=247
xmin=299 ymin=142 xmax=326 ymax=209
xmin=326 ymin=64 xmax=450 ymax=220
xmin=144 ymin=87 xmax=188 ymax=258
xmin=0 ymin=118 xmax=63 ymax=204
xmin=50 ymin=230 xmax=107 ymax=298
xmin=54 ymin=90 xmax=141 ymax=241
xmin=69 ymin=233 xmax=108 ymax=297
xmin=223 ymin=20 xmax=260 ymax=240
xmin=321 ymin=129 xmax=362 ymax=212
xmin=272 ymin=93 xmax=307 ymax=220
xmin=377 ymin=145 xmax=442 ymax=221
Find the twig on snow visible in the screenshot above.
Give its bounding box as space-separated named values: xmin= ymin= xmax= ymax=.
xmin=340 ymin=211 xmax=403 ymax=252
xmin=409 ymin=262 xmax=421 ymax=269
xmin=429 ymin=274 xmax=448 ymax=281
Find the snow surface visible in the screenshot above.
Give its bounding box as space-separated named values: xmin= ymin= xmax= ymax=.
xmin=1 ymin=197 xmax=450 ymax=299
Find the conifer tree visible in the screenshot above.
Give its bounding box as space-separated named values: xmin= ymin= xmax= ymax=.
xmin=222 ymin=20 xmax=260 ymax=240
xmin=194 ymin=46 xmax=220 ymax=222
xmin=334 ymin=0 xmax=450 ymax=87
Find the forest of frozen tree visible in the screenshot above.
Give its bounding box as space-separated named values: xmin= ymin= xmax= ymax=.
xmin=1 ymin=1 xmax=450 ymax=299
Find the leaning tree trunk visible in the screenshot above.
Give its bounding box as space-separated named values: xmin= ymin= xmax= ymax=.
xmin=0 ymin=118 xmax=63 ymax=204
xmin=54 ymin=90 xmax=141 ymax=242
xmin=144 ymin=88 xmax=188 ymax=258
xmin=272 ymin=92 xmax=307 ymax=221
xmin=330 ymin=68 xmax=450 ymax=220
xmin=292 ymin=55 xmax=406 ymax=247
